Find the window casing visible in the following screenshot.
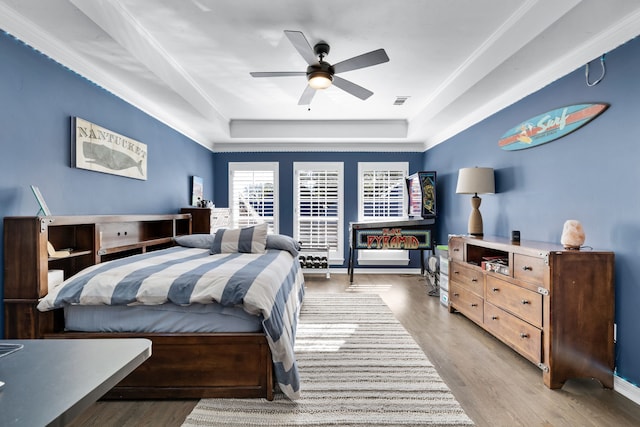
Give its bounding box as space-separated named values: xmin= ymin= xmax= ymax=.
xmin=228 ymin=162 xmax=278 ymax=233
xmin=294 ymin=162 xmax=344 ymax=264
xmin=357 ymin=162 xmax=409 ymax=265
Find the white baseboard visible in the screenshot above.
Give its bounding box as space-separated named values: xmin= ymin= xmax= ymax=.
xmin=615 ymin=375 xmax=640 ymax=406
xmin=329 ymin=268 xmax=422 ymax=275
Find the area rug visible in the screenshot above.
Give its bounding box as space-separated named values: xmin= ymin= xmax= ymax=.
xmin=182 ymin=293 xmax=474 ymax=426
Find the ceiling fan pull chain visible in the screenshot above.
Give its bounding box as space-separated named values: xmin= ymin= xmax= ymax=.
xmin=585 ymin=54 xmax=606 ymax=87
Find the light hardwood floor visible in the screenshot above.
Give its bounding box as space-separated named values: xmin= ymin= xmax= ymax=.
xmin=70 ymin=273 xmax=640 ymax=427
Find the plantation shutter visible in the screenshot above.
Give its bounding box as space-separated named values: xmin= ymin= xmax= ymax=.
xmin=294 ymin=163 xmax=344 ymax=263
xmin=229 ymin=163 xmax=278 ymax=233
xmin=357 ymin=162 xmax=409 ymax=265
xmin=360 ymin=167 xmax=407 ymax=221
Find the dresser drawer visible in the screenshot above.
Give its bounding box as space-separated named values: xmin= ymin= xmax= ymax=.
xmin=513 ymin=254 xmax=546 ymax=284
xmin=486 ymin=275 xmax=543 ymax=328
xmin=449 ymin=238 xmax=464 ymax=261
xmin=484 ymin=302 xmax=542 ymax=364
xmin=450 ymin=283 xmax=483 ymax=325
xmin=450 ymin=261 xmax=483 ymax=297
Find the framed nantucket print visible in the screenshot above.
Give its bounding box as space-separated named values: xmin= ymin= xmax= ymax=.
xmin=72 ymin=117 xmax=148 ymax=180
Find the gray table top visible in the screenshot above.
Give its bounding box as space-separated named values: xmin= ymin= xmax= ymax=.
xmin=0 ymin=338 xmax=151 ymax=426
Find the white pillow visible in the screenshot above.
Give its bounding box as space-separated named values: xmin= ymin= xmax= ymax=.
xmin=209 ymin=223 xmax=268 ymax=254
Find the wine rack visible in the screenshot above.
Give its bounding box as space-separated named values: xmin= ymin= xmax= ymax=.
xmin=298 ymin=246 xmax=330 ymax=279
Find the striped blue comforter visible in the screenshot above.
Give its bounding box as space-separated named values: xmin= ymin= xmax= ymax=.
xmin=37 ymin=246 xmax=306 ymax=400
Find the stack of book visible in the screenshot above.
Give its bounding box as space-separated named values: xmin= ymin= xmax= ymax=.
xmin=481 ymin=256 xmax=509 ymax=276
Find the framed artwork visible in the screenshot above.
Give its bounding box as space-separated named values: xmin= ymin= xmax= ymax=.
xmin=406 ymin=171 xmax=436 ymax=219
xmin=30 ymin=185 xmax=52 ymax=216
xmin=191 ymin=176 xmax=203 ymax=206
xmin=419 ymin=171 xmax=437 ymax=218
xmin=71 ymin=117 xmax=148 ymax=180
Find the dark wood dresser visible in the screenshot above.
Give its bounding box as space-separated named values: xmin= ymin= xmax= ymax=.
xmin=180 ymin=207 xmax=214 ymax=233
xmin=448 ymin=235 xmax=614 ymax=389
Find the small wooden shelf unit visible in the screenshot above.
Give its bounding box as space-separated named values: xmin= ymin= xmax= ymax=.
xmin=180 ymin=207 xmax=231 ymax=234
xmin=447 ymin=235 xmax=615 ymax=389
xmin=180 ymin=207 xmax=214 ymax=234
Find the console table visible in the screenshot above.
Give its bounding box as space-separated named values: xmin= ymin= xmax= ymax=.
xmin=348 ymin=218 xmax=436 ymax=282
xmin=0 ymin=338 xmax=151 ymax=426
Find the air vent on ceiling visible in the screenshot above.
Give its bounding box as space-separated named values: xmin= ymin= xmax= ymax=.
xmin=394 ymin=96 xmax=410 ymax=106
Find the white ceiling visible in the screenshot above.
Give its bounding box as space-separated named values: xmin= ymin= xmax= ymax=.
xmin=1 ymin=0 xmax=639 ymax=152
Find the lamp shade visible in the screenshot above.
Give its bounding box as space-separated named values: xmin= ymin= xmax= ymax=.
xmin=456 ymin=167 xmax=495 ymax=195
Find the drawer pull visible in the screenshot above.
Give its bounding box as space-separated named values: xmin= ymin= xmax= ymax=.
xmin=491 ymin=316 xmax=498 ymax=320
xmin=471 ymin=303 xmax=478 ymax=307
xmin=492 ymin=287 xmax=499 ymax=292
xmin=453 ymin=293 xmax=460 ymax=297
xmin=453 ymin=248 xmax=460 ymax=252
xmin=471 ymin=278 xmax=478 ymax=282
xmin=454 ymin=271 xmax=460 ymax=275
xmin=522 ymin=265 xmax=533 ymax=271
xmin=520 ymin=333 xmax=529 ymax=339
xmin=521 ymin=299 xmax=530 ymax=305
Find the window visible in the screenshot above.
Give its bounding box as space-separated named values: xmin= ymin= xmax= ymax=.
xmin=358 ymin=163 xmax=408 ymax=222
xmin=357 ymin=162 xmax=409 ymax=265
xmin=294 ymin=162 xmax=344 ymax=264
xmin=228 ymin=162 xmax=278 ymax=233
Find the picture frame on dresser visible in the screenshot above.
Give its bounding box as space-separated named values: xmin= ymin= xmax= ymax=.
xmin=30 ymin=185 xmax=51 ymax=216
xmin=191 ymin=176 xmax=203 ymax=207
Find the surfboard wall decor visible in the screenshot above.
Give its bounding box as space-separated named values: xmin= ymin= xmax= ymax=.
xmin=498 ymin=103 xmax=608 ymax=151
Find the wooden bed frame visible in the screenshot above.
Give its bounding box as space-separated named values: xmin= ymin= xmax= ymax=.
xmin=3 ymin=215 xmax=275 ymax=400
xmin=50 ymin=331 xmax=274 ymax=400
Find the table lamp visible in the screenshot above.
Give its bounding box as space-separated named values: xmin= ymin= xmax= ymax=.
xmin=456 ymin=167 xmax=495 ymax=236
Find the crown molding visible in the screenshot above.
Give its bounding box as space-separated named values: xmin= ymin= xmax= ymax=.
xmin=423 ymin=6 xmax=640 ymax=151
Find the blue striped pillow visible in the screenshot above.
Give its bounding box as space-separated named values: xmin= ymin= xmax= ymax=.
xmin=209 ymin=223 xmax=268 ymax=254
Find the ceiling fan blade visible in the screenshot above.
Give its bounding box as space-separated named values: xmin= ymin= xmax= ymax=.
xmin=298 ymin=85 xmax=316 ymax=105
xmin=332 ymin=76 xmax=373 ymax=100
xmin=250 ymin=71 xmax=306 ymax=78
xmin=284 ymin=30 xmax=318 ymax=65
xmin=333 ymin=49 xmax=389 ymax=74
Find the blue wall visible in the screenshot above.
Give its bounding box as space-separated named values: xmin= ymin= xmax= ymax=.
xmin=424 ymin=37 xmax=640 ymax=388
xmin=0 ymin=31 xmax=215 ymax=335
xmin=3 ymin=22 xmax=640 ymax=392
xmin=214 ymin=151 xmax=424 ymax=267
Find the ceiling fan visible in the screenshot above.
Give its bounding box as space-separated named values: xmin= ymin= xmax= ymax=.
xmin=250 ymin=30 xmax=389 ymax=105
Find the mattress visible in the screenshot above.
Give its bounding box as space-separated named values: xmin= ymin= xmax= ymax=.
xmin=64 ymin=302 xmax=263 ymax=333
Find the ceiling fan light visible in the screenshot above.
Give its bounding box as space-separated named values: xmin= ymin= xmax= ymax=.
xmin=308 ymin=72 xmax=333 ymax=89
